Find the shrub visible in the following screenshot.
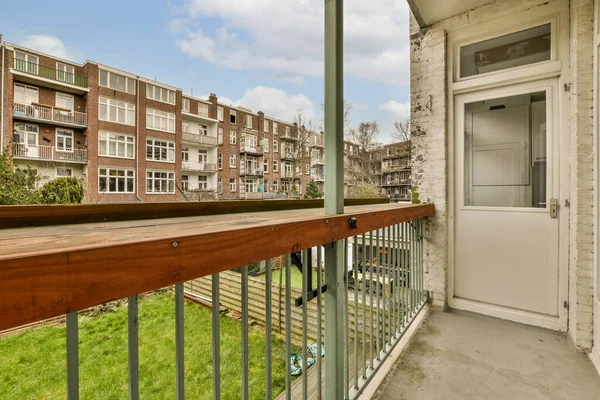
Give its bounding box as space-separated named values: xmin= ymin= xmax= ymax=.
xmin=0 ymin=149 xmax=41 ymax=205
xmin=40 ymin=177 xmax=84 ymax=204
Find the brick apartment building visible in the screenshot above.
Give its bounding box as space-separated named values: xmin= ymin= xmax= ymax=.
xmin=0 ymin=38 xmax=409 ymax=203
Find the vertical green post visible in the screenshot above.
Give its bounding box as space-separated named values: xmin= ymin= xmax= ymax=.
xmin=324 ymin=0 xmax=345 ymax=399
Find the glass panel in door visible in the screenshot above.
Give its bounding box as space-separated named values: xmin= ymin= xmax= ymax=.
xmin=464 ymin=91 xmax=547 ymax=208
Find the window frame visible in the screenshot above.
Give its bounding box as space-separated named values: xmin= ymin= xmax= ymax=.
xmin=182 ymin=98 xmax=190 ymax=113
xmin=14 ymin=83 xmax=39 ymax=105
xmin=146 ymin=170 xmax=176 ymax=194
xmin=273 ymin=159 xmax=279 ymax=172
xmin=56 ymin=62 xmax=75 ymax=84
xmin=230 ymin=154 xmax=237 ymax=168
xmin=146 ymin=108 xmax=176 ymax=133
xmin=217 ymin=106 xmax=224 ymax=122
xmin=55 ymin=128 xmax=74 ymax=153
xmin=146 ymin=83 xmax=176 ymax=105
xmin=99 ymin=69 xmax=136 ymax=94
xmin=229 ymin=178 xmax=237 ymax=192
xmin=146 ymin=137 xmax=176 ymax=163
xmin=55 ymin=92 xmax=74 ymax=111
xmin=99 ymin=97 xmax=136 ymax=126
xmin=230 ymin=131 xmax=237 ymax=145
xmin=229 ymin=110 xmax=237 ymax=124
xmin=98 ymin=167 xmax=135 ymax=194
xmin=98 ymin=132 xmax=136 ymax=159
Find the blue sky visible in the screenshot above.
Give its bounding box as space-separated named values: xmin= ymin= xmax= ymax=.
xmin=0 ymin=0 xmax=410 ymax=142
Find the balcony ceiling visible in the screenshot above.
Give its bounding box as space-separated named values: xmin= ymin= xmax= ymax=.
xmin=407 ymin=0 xmax=494 ymax=28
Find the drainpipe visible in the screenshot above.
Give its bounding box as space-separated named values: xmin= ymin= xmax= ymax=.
xmin=1 ymin=39 xmax=5 ymax=152
xmin=136 ymin=76 xmax=143 ymax=202
xmin=323 ymin=0 xmax=344 ymax=398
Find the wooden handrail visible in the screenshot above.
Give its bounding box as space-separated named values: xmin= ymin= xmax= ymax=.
xmin=0 ymin=198 xmax=389 ymax=229
xmin=0 ymin=203 xmax=434 ymax=331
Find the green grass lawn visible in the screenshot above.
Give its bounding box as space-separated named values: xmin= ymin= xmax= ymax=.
xmin=0 ymin=292 xmax=291 ymax=399
xmin=257 ymin=266 xmax=319 ymax=290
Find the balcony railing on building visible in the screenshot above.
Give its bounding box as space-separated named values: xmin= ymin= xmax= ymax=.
xmin=182 ymin=161 xmax=217 ymax=173
xmin=12 ymin=143 xmax=87 ymax=163
xmin=239 ymin=141 xmax=262 ymax=155
xmin=312 ymin=156 xmax=325 ymax=165
xmin=311 ymin=136 xmax=324 ymax=148
xmin=13 ymin=59 xmax=87 ymax=88
xmin=13 ymin=102 xmax=87 ymax=127
xmin=382 ymin=164 xmax=410 ymax=172
xmin=182 ymin=131 xmax=217 ymax=147
xmin=240 ymin=164 xmax=264 ymax=177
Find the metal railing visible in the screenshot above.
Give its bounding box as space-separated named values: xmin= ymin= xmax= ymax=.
xmin=382 ymin=164 xmax=410 ymax=172
xmin=240 ymin=165 xmax=264 ymax=176
xmin=182 ymin=161 xmax=217 ymax=172
xmin=12 ymin=143 xmax=87 ymax=162
xmin=13 ymin=59 xmax=88 ymax=88
xmin=239 ymin=142 xmax=262 ymax=154
xmin=0 ymin=202 xmax=432 ymax=400
xmin=13 ymin=102 xmax=87 ymax=126
xmin=182 ymin=132 xmax=217 ymax=146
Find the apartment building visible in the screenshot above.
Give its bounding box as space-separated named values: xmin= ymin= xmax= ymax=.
xmin=0 ymin=39 xmax=315 ymax=202
xmin=379 ymin=142 xmax=411 ymax=201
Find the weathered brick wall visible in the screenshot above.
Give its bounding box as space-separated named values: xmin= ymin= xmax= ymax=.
xmin=569 ymin=0 xmax=595 ymax=351
xmin=409 ymin=14 xmax=448 ymax=308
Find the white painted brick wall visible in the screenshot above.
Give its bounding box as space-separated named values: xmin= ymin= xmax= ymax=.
xmin=410 ymin=0 xmax=595 ymax=350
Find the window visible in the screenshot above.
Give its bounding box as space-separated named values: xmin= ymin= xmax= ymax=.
xmin=217 ymin=177 xmax=223 ymax=192
xmin=146 ymin=84 xmax=175 ymax=105
xmin=56 ymin=62 xmax=75 ymax=84
xmin=198 ymin=149 xmax=207 ymax=163
xmin=14 ymin=83 xmax=38 ymax=104
xmin=182 ymin=148 xmax=189 ymax=162
xmin=199 ymin=103 xmax=209 ymax=117
xmin=56 ymin=168 xmax=72 ymax=177
xmin=98 ymin=168 xmax=135 ymax=193
xmin=99 ymin=69 xmax=136 ymax=94
xmin=264 ymin=119 xmax=270 ymax=133
xmin=305 ymin=163 xmax=310 ymax=175
xmin=99 ymin=97 xmax=135 ymax=126
xmin=182 ymin=121 xmax=190 ymax=133
xmin=264 ymin=179 xmax=269 ymax=192
xmin=230 ymin=131 xmax=237 ymax=145
xmin=146 ymin=108 xmax=175 ymax=133
xmin=230 ymin=154 xmax=237 ymax=168
xmin=218 ymin=128 xmax=224 ymax=145
xmin=218 ymin=152 xmax=223 ymax=169
xmin=199 ymin=125 xmax=208 ymax=136
xmin=13 ymin=123 xmax=38 ymax=153
xmin=273 ymin=140 xmax=279 ymax=152
xmin=246 ymin=114 xmax=252 ymax=129
xmin=273 ymin=123 xmax=278 ymax=135
xmin=460 ymin=24 xmax=551 ymax=79
xmin=98 ymin=132 xmax=135 ymax=159
xmin=285 ymin=126 xmax=290 ymax=137
xmin=56 ymin=129 xmax=73 ymax=152
xmin=230 ymin=110 xmax=237 ymax=124
xmin=217 ymin=106 xmax=224 ymax=121
xmin=273 ymin=160 xmax=279 ymax=172
xmin=182 ymin=98 xmax=190 ymax=113
xmin=146 ymin=138 xmax=175 ymax=162
xmin=198 ymin=176 xmax=208 ymax=190
xmin=182 ymin=175 xmax=189 ymax=191
xmin=263 ymin=138 xmax=269 ymax=153
xmin=273 ymin=180 xmax=278 ymax=192
xmin=146 ymin=171 xmax=175 ymax=194
xmin=14 ymin=51 xmax=38 ymax=74
xmin=55 ymin=93 xmax=74 ymax=111
xmin=246 ymin=180 xmax=258 ymax=193
xmin=229 ymin=178 xmax=237 ymax=192
xmin=262 ymin=160 xmax=269 ymax=173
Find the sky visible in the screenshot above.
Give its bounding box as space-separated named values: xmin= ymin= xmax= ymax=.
xmin=0 ymin=0 xmax=411 ymax=142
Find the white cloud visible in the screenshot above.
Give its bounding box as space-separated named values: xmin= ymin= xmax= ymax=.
xmin=380 ymin=100 xmax=410 ymax=121
xmin=172 ymin=0 xmax=409 ymax=86
xmin=214 ymin=86 xmax=315 ymax=122
xmin=19 ymin=35 xmax=79 ymax=61
xmin=167 ymin=19 xmax=186 ymax=34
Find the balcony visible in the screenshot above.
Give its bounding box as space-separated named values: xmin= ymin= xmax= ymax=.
xmin=382 ymin=164 xmax=410 ymax=172
xmin=182 ymin=132 xmax=217 ymax=147
xmin=182 ymin=161 xmax=217 ymax=173
xmin=13 ymin=102 xmax=87 ymax=128
xmin=239 ymin=164 xmax=264 ymax=177
xmin=281 ymin=132 xmax=297 ymax=141
xmin=12 ymin=143 xmax=87 ymax=163
xmin=239 ymin=142 xmax=263 ymax=155
xmin=311 ymin=137 xmax=324 ymax=148
xmin=182 ymin=110 xmax=218 ymax=124
xmin=12 ymin=59 xmax=88 ymax=94
xmin=311 ymin=156 xmax=325 ymax=165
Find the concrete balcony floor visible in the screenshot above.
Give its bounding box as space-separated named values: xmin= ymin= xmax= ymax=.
xmin=374 ymin=310 xmax=600 ymax=400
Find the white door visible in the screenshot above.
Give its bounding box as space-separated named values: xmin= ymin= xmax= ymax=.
xmin=453 ymin=79 xmax=566 ymax=330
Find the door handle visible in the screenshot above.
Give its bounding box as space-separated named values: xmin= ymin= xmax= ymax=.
xmin=550 ymin=198 xmax=558 ymax=219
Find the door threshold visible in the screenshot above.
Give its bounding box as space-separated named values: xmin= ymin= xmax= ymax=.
xmin=449 ymin=297 xmax=565 ymax=331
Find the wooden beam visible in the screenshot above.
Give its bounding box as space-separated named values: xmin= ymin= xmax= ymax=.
xmin=0 ymin=198 xmax=389 ymax=229
xmin=0 ymin=203 xmax=434 ymax=331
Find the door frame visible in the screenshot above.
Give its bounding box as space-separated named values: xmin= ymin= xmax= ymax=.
xmin=446 ymin=2 xmax=570 ymax=331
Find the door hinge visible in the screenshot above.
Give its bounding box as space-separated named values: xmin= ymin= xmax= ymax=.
xmin=564 ymin=83 xmax=571 ymax=92
xmin=564 ymin=300 xmax=569 ymax=309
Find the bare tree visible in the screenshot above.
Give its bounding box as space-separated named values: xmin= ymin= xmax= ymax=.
xmin=320 ymin=100 xmax=353 ymax=137
xmin=347 ymin=121 xmax=380 ymax=184
xmin=391 ymin=118 xmax=411 ymax=159
xmin=281 ymin=110 xmax=317 ymax=199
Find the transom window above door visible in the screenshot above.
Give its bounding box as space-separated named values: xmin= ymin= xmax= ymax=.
xmin=460 ymin=23 xmax=551 ymax=79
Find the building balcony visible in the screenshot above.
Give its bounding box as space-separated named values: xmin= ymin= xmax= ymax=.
xmin=181 ymin=110 xmax=218 ymax=125
xmin=182 ymin=132 xmax=217 ymax=147
xmin=13 ymin=102 xmax=87 ymax=128
xmin=11 ymin=59 xmax=88 ymax=94
xmin=239 ymin=165 xmax=264 ymax=177
xmin=239 ymin=143 xmax=263 ymax=155
xmin=12 ymin=143 xmax=87 ymax=164
xmin=182 ymin=161 xmax=217 ymax=173
xmin=311 ymin=137 xmax=324 ymax=148
xmin=280 ymin=133 xmax=297 ymax=141
xmin=382 ymin=164 xmax=410 ymax=172
xmin=312 ymin=157 xmax=325 ymax=165
xmin=311 ymin=173 xmax=324 ymax=182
